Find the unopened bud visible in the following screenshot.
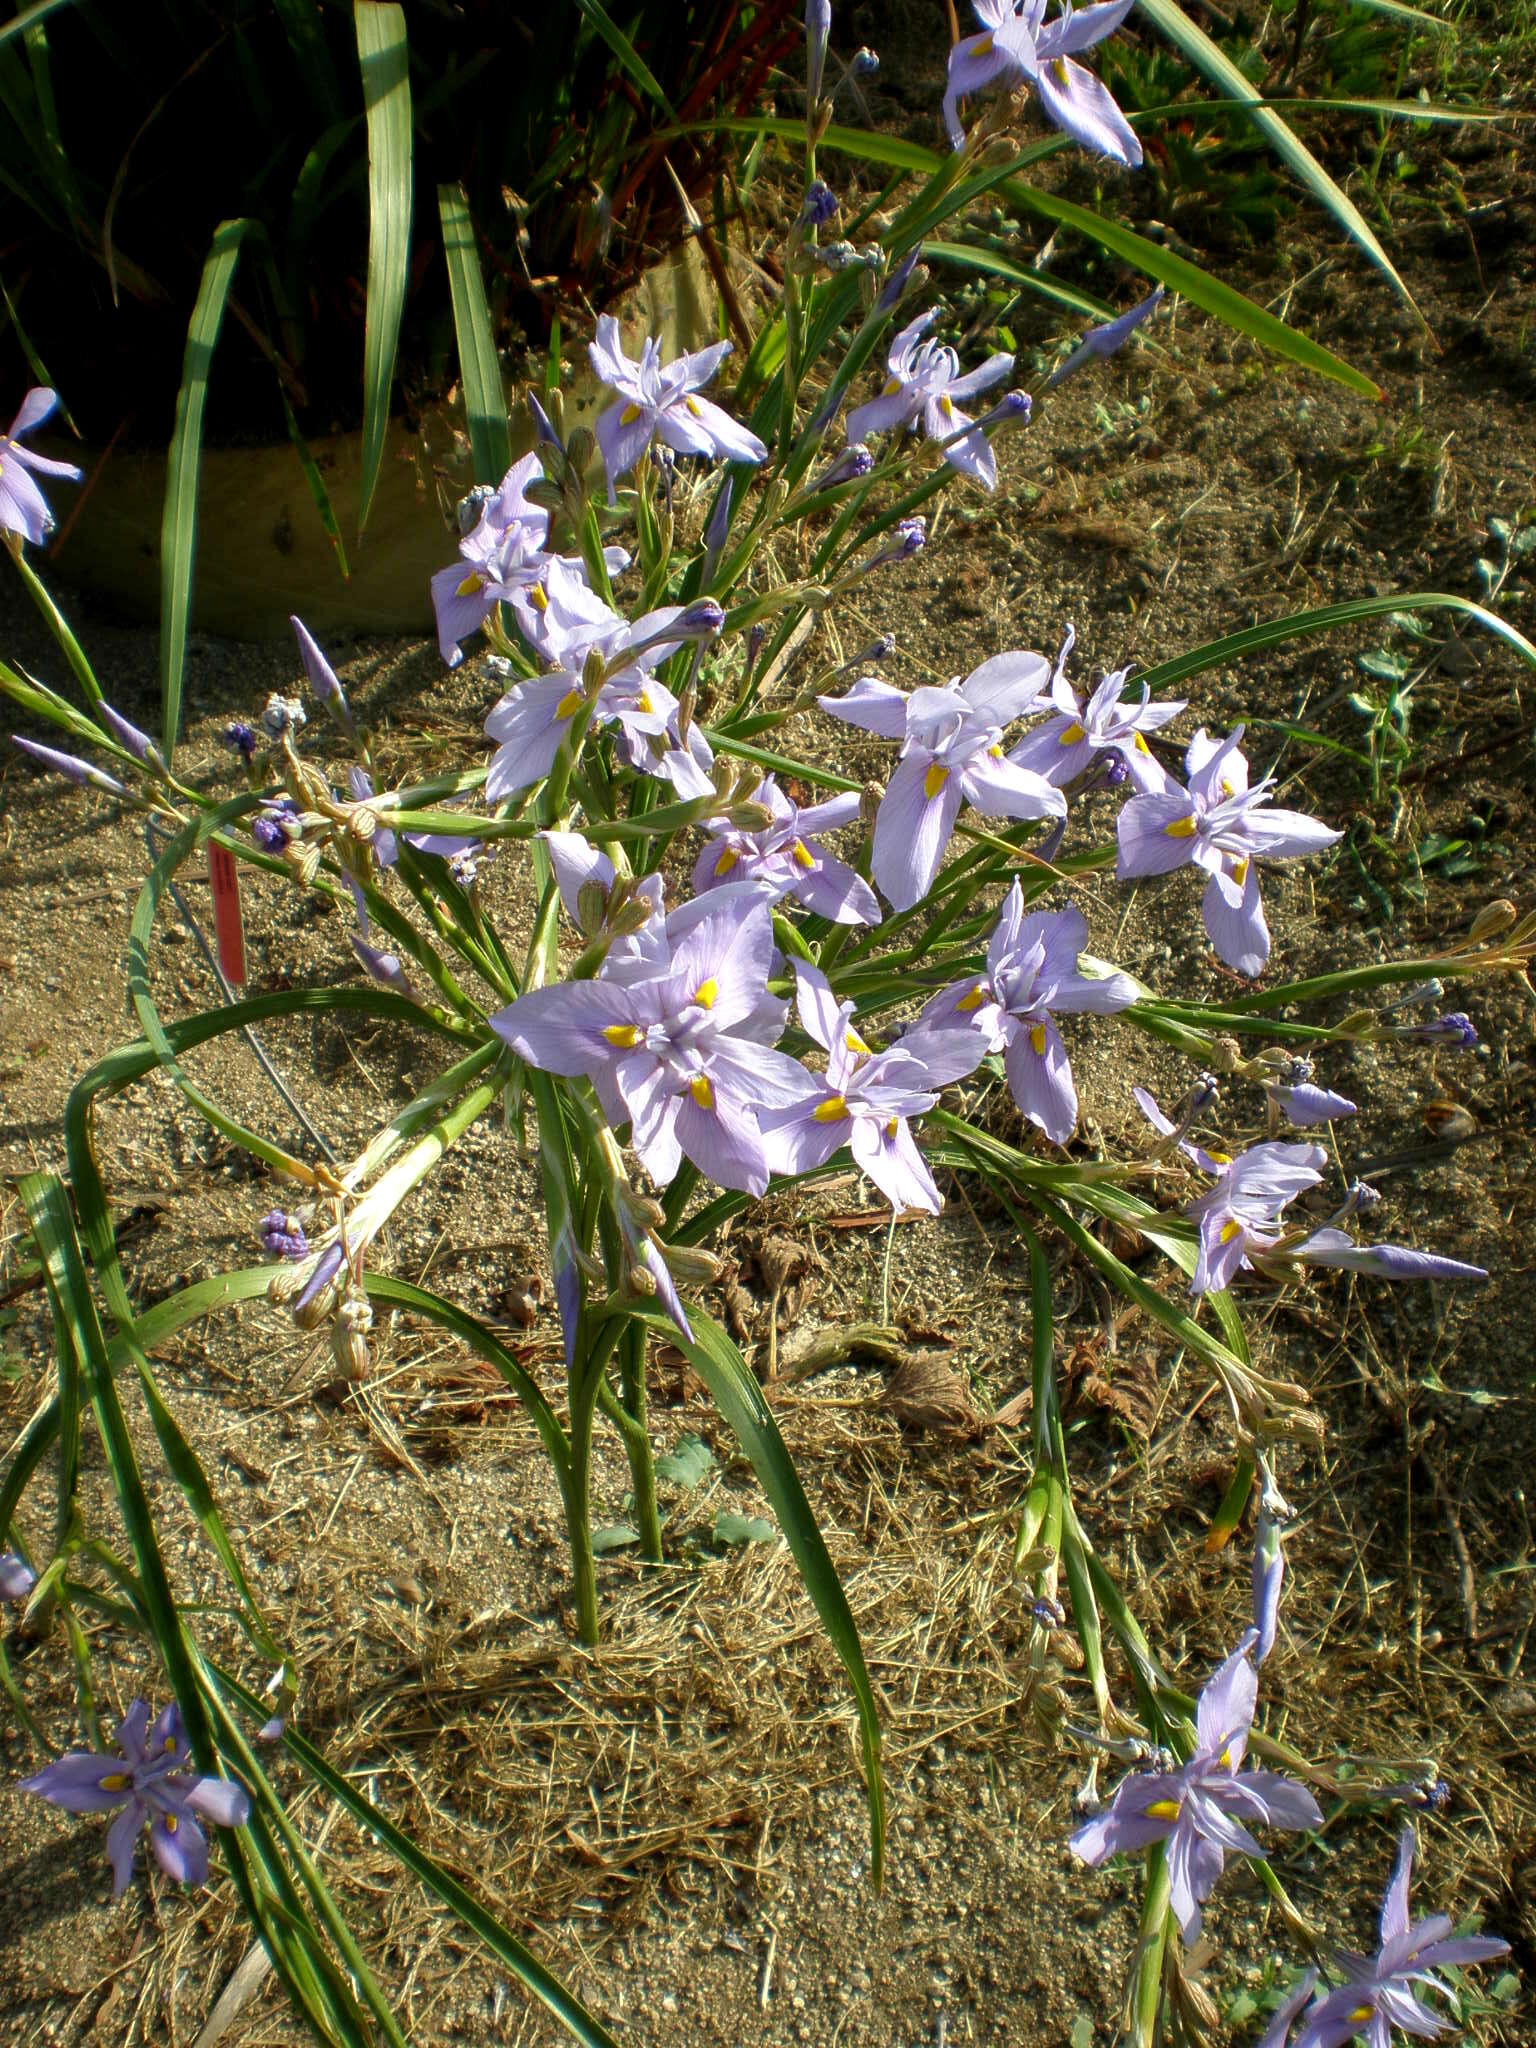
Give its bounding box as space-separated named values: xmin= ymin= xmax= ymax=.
xmin=564 ymin=426 xmax=596 ymax=477
xmin=581 ymin=647 xmax=606 ymax=692
xmin=330 ymin=1294 xmax=373 ymax=1381
xmin=1336 ymin=1009 xmax=1376 ymax=1037
xmin=527 ymin=391 xmax=561 ymax=450
xmin=677 ymin=598 xmax=725 ymax=640
xmin=661 ymin=1242 xmax=723 ymax=1285
xmin=575 ymin=878 xmax=610 ymax=936
xmin=1468 ymin=897 xmax=1518 ymax=944
xmin=860 ymin=780 xmax=883 ymax=827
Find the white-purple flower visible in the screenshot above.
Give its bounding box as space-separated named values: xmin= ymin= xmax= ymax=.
xmin=21 ymin=1700 xmax=250 ymax=1894
xmin=429 ymin=454 xmax=550 ymax=668
xmin=589 ymin=316 xmax=768 ymax=504
xmin=943 ymin=0 xmax=1143 ymax=167
xmin=757 ymin=962 xmax=962 ymax=1214
xmin=917 ymin=885 xmax=1138 ymax=1142
xmin=1070 ymin=1640 xmax=1322 ymax=1943
xmin=819 ymin=654 xmax=1065 ymax=910
xmin=1116 ymin=727 xmax=1342 ymax=976
xmin=845 ymin=312 xmax=1015 ymax=488
xmin=1007 ymin=625 xmax=1182 ymax=793
xmin=693 ymin=775 xmax=881 ymax=926
xmin=492 ymin=897 xmax=815 ymax=1196
xmin=0 ymin=388 xmax=82 ymax=545
xmin=1047 ymin=284 xmax=1165 ymax=386
xmin=1186 ymin=1139 xmax=1330 ymax=1294
xmin=1264 ymin=1827 xmax=1508 ymax=2048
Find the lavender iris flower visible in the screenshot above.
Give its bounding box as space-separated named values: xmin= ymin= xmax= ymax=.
xmin=1116 ymin=727 xmax=1341 ymax=976
xmin=589 ymin=317 xmax=768 ymax=504
xmin=1070 ymin=1640 xmax=1322 ymax=1943
xmin=845 ymin=312 xmax=1015 ymax=488
xmin=819 ymin=653 xmax=1065 ymax=909
xmin=0 ymin=388 xmax=83 ymax=544
xmin=1263 ymin=1827 xmax=1509 ymax=2048
xmin=1185 ymin=1140 xmax=1331 ymax=1294
xmin=21 ymin=1700 xmax=250 ymax=1894
xmin=492 ymin=898 xmax=815 ymax=1196
xmin=693 ymin=775 xmax=881 ymax=926
xmin=1047 ymin=284 xmax=1165 ymax=387
xmin=943 ymin=0 xmax=1142 ymax=167
xmin=0 ymin=1551 xmax=36 ymax=1600
xmin=429 ymin=455 xmax=549 ymax=668
xmin=917 ymin=885 xmax=1138 ymax=1142
xmin=1007 ymin=625 xmax=1182 ymax=793
xmin=758 ymin=963 xmax=961 ymax=1214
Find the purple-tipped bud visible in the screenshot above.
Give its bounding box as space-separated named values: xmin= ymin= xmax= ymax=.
xmin=350 ymin=933 xmax=415 ymax=997
xmin=677 ymin=598 xmax=726 ymax=639
xmin=1403 ymin=1011 xmax=1478 ymax=1048
xmin=850 ymin=634 xmax=895 ymax=667
xmin=979 ymin=389 xmax=1033 ymax=432
xmin=704 ymin=477 xmax=734 ymax=561
xmin=0 ymin=1551 xmax=37 ymax=1601
xmin=851 ymin=44 xmax=879 ymax=75
xmin=291 ymin=617 xmax=356 ymax=738
xmin=876 ymin=247 xmax=920 ymax=314
xmin=815 ymin=444 xmax=874 ymax=490
xmin=259 ymin=1211 xmax=310 ymax=1260
xmin=527 ymin=392 xmax=561 ymax=450
xmin=223 ymin=721 xmax=259 ymax=760
xmin=292 ymin=1242 xmax=346 ymax=1325
xmin=1412 ymin=1777 xmax=1452 ymax=1811
xmin=801 ymin=179 xmax=839 ymax=228
xmin=805 ymin=0 xmax=831 ymax=101
xmin=98 ymin=702 xmax=156 ymax=764
xmin=257 ymin=1717 xmax=286 ymax=1743
xmin=1251 ymin=1504 xmax=1285 ymax=1664
xmin=747 ymin=623 xmax=766 ymax=666
xmin=1345 ymin=1179 xmax=1382 ymax=1214
xmin=863 ymin=517 xmax=926 ymax=574
xmin=12 ymin=735 xmax=128 ymax=795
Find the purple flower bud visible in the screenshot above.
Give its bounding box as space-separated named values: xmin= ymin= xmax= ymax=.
xmin=805 ymin=0 xmax=831 ymax=101
xmin=527 ymin=392 xmax=561 ymax=449
xmin=222 ymin=721 xmax=259 ymax=760
xmin=291 ymin=617 xmax=356 ymax=739
xmin=1031 ymin=1595 xmax=1066 ymax=1630
xmin=1346 ymin=1179 xmax=1382 ymax=1213
xmin=801 ymin=179 xmax=839 ymax=228
xmin=1103 ymin=752 xmax=1131 ymax=787
xmin=257 ymin=1717 xmax=286 ymax=1743
xmin=815 ymin=443 xmax=874 ymax=490
xmin=747 ymin=624 xmax=766 ymax=666
xmin=1402 ymin=1010 xmax=1478 ymax=1048
xmin=1412 ymin=1777 xmax=1452 ymax=1811
xmin=863 ymin=517 xmax=926 ymax=573
xmin=12 ymin=735 xmax=127 ymax=796
xmin=0 ymin=1551 xmax=37 ymax=1601
xmin=704 ymin=478 xmax=733 ymax=560
xmin=98 ymin=702 xmax=156 ymax=763
xmin=677 ymin=598 xmax=725 ymax=639
xmin=350 ymin=933 xmax=415 ymax=997
xmin=979 ymin=389 xmax=1033 ymax=432
xmin=258 ymin=1211 xmax=309 ymax=1260
xmin=850 ymin=634 xmax=895 ymax=666
xmin=876 ymin=247 xmax=920 ymax=314
xmin=293 ymin=1243 xmax=346 ymax=1324
xmin=851 ymin=44 xmax=879 ymax=75
xmin=251 ymin=799 xmax=300 ymax=854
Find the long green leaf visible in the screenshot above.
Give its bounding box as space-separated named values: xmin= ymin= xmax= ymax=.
xmin=570 ymin=0 xmax=674 ymax=115
xmin=354 ymin=0 xmax=412 ymax=536
xmin=438 ymin=182 xmax=511 ymax=485
xmin=925 ymin=239 xmax=1115 ymax=322
xmin=0 ymin=0 xmax=75 ymax=51
xmin=160 ymin=218 xmax=248 ymax=763
xmin=634 ymin=1303 xmax=886 ymax=1888
xmin=1138 ymin=0 xmax=1415 ymax=313
xmin=1137 ymin=590 xmax=1536 ymax=696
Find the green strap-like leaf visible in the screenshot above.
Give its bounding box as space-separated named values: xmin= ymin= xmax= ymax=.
xmin=439 ymin=181 xmax=511 ymax=486
xmin=1138 ymin=0 xmax=1415 ymax=314
xmin=354 ymin=0 xmax=412 ymax=537
xmin=161 ymin=217 xmax=248 ymax=762
xmin=570 ymin=0 xmax=674 ymax=116
xmin=632 ymin=1302 xmax=886 ymax=1888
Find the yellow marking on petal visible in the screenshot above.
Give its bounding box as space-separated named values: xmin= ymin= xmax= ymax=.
xmin=528 ymin=582 xmax=548 ymax=613
xmin=1218 ymin=1746 xmax=1233 ymax=1768
xmin=163 ymin=1736 xmax=178 ymax=1754
xmin=846 ymin=1027 xmax=873 ymax=1056
xmin=620 ymin=403 xmax=644 ymax=426
xmin=688 ymin=1074 xmax=715 ymax=1110
xmin=1220 ymin=779 xmax=1236 ymax=799
xmin=956 ymin=983 xmax=989 ymax=1013
xmin=813 ymin=1095 xmax=850 ymax=1123
xmin=1051 ymin=57 xmax=1071 ymax=85
xmin=1205 ymin=1149 xmax=1231 ymax=1166
xmin=164 ymin=1813 xmax=179 ymax=1834
xmin=555 ymin=687 xmax=586 ymax=721
xmin=1059 ymin=722 xmax=1086 ymax=746
xmin=792 ymin=838 xmax=816 ymax=869
xmin=974 ymin=31 xmax=994 ymax=53
xmin=455 ymin=572 xmax=485 ymax=598
xmin=692 ymin=977 xmax=719 ymax=1011
xmin=633 ymin=689 xmax=651 ymax=715
xmin=987 ymin=743 xmax=1003 ymax=759
xmin=100 ymin=1772 xmax=130 ymax=1792
xmin=1164 ymin=815 xmax=1198 ymax=839
xmin=686 ymin=395 xmax=704 ymax=417
xmin=1219 ymin=1220 xmax=1244 ymax=1243
xmin=923 ymin=761 xmax=949 ymax=800
xmin=1133 ymin=732 xmax=1150 ymax=754
xmin=886 ymin=1117 xmax=900 ymax=1138
xmin=882 ymin=376 xmax=903 ymax=397
xmin=1029 ymin=1023 xmax=1047 ymax=1057
xmin=1349 ymin=2009 xmax=1375 ymax=2026
xmin=938 ymin=392 xmax=954 ymax=419
xmin=602 ymin=1023 xmax=643 ymax=1048
xmin=1145 ymin=1799 xmax=1181 ymax=1822
xmin=1230 ymin=856 xmax=1250 ymax=887
xmin=714 ymin=845 xmax=739 ymax=876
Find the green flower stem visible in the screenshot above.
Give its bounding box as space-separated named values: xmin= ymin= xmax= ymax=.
xmin=617 ymin=1324 xmax=662 ymax=1562
xmin=563 ymin=1392 xmax=601 ymax=1648
xmin=1221 ymin=954 xmax=1485 ymax=1012
xmin=1130 ymin=1842 xmax=1174 ymax=2048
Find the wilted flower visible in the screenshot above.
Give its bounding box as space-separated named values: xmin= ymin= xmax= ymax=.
xmin=693 ymin=775 xmax=881 ymax=926
xmin=1070 ymin=1640 xmax=1323 ymax=1943
xmin=1265 ymin=1073 xmax=1358 ymax=1127
xmin=846 ymin=312 xmax=1015 ymax=488
xmin=1396 ymin=1011 xmax=1478 ymax=1049
xmin=814 ymin=444 xmax=876 ymax=490
xmin=916 ymin=885 xmax=1138 ymax=1142
xmin=589 ymin=317 xmax=768 ymax=504
xmin=819 ymin=652 xmax=1064 ymax=909
xmin=251 ymin=797 xmax=301 ymax=854
xmin=0 ymin=388 xmax=83 ymax=544
xmin=258 ymin=1211 xmax=309 ymax=1260
xmin=1116 ymin=727 xmax=1341 ymax=976
xmin=0 ymin=1552 xmax=36 ymax=1601
xmin=22 ymin=1700 xmax=250 ymax=1894
xmin=261 ymin=692 xmax=307 ymax=738
xmin=222 ymin=721 xmax=259 ymax=761
xmin=1047 ymin=285 xmax=1165 ymax=387
xmin=1250 ymin=1466 xmax=1290 ymax=1666
xmin=801 ymin=179 xmax=839 ymax=227
xmin=1261 ymin=1827 xmax=1508 ymax=2048
xmin=1008 ymin=625 xmax=1182 ymax=793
